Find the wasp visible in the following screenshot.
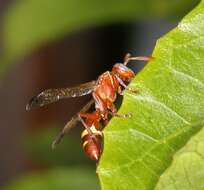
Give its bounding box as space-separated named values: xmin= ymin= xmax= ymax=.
xmin=26 ymin=53 xmax=152 ymax=161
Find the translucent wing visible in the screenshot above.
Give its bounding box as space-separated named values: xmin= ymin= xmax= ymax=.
xmin=26 ymin=81 xmax=96 ymax=110
xmin=52 ymin=99 xmax=95 ymax=148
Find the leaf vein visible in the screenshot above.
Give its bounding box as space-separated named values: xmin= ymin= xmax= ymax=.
xmin=129 ymin=128 xmax=159 ymax=142
xmin=139 ymin=160 xmax=160 ymax=177
xmin=167 ymin=66 xmax=204 ymax=89
xmin=103 ymin=124 xmax=197 ymax=174
xmin=127 ymin=93 xmax=191 ymax=125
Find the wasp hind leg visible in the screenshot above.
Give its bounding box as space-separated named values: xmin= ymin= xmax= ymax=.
xmin=78 ymin=114 xmax=94 ymax=135
xmin=52 ymin=114 xmax=79 ymax=149
xmin=79 ymin=112 xmax=101 ymax=130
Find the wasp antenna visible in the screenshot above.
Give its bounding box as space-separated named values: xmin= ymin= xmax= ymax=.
xmin=123 ymin=53 xmax=131 ymax=62
xmin=124 ymin=55 xmax=153 ymax=66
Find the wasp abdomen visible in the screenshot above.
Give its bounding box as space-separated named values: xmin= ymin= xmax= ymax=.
xmin=81 ymin=126 xmax=103 ymax=161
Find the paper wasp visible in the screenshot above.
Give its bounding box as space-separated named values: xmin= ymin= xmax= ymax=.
xmin=26 ymin=53 xmax=152 ymax=161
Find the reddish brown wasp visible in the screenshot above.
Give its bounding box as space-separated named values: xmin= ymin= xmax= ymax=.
xmin=26 ymin=53 xmax=152 ymax=161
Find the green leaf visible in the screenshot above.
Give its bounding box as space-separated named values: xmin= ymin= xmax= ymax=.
xmin=98 ymin=1 xmax=204 ymax=190
xmin=155 ymin=126 xmax=204 ymax=190
xmin=5 ymin=167 xmax=99 ymax=190
xmin=1 ymin=0 xmax=200 ymax=75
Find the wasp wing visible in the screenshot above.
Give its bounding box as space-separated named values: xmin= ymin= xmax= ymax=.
xmin=52 ymin=99 xmax=95 ymax=148
xmin=26 ymin=81 xmax=96 ymax=110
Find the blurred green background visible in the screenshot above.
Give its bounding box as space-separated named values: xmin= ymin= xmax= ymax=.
xmin=0 ymin=0 xmax=200 ymax=189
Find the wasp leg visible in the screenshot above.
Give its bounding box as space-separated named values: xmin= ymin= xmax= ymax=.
xmin=79 ymin=112 xmax=100 ymax=121
xmin=78 ymin=114 xmax=101 ymax=147
xmin=92 ymin=92 xmax=105 ymax=111
xmin=106 ymin=100 xmax=117 ymax=113
xmin=103 ymin=119 xmax=109 ymax=126
xmin=92 ymin=92 xmax=111 ymax=121
xmin=78 ymin=114 xmax=94 ymax=135
xmin=79 ymin=111 xmax=102 ymax=130
xmin=108 ymin=111 xmax=132 ymax=118
xmin=118 ymin=86 xmax=124 ymax=95
xmin=52 ymin=114 xmax=79 ymax=149
xmin=115 ymin=75 xmax=138 ymax=94
xmin=105 ymin=99 xmax=132 ymax=118
xmin=123 ymin=53 xmax=153 ymax=66
xmin=52 ymin=100 xmax=95 ymax=149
